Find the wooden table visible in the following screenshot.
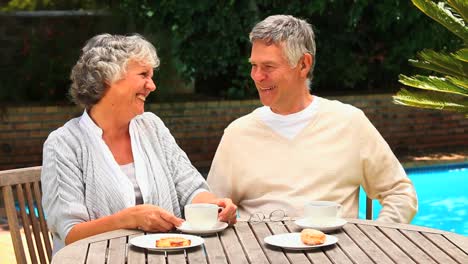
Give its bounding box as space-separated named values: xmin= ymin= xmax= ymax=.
xmin=53 ymin=219 xmax=467 ymax=263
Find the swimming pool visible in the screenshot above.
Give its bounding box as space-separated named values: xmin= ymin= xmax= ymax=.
xmin=358 ymin=162 xmax=467 ymax=235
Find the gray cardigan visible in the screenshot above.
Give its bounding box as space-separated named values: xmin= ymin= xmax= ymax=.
xmin=41 ymin=112 xmax=209 ymax=253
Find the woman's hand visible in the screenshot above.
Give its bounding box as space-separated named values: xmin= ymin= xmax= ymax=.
xmin=215 ymin=198 xmax=237 ymax=225
xmin=126 ymin=204 xmax=184 ymax=232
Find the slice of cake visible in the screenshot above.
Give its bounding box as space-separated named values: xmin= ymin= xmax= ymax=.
xmin=156 ymin=237 xmax=191 ymax=248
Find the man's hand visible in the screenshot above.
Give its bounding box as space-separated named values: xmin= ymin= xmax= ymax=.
xmin=215 ymin=198 xmax=238 ymax=225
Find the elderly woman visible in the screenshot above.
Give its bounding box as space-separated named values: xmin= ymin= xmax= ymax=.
xmin=41 ymin=34 xmax=237 ymax=253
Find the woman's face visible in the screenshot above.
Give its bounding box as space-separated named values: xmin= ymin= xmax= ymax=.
xmin=103 ymin=60 xmax=156 ymax=120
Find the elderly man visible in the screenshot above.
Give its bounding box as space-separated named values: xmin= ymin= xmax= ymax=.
xmin=207 ymin=15 xmax=417 ymax=223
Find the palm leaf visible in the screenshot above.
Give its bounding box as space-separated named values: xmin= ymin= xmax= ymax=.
xmin=409 ymin=49 xmax=468 ymax=78
xmin=447 ymin=0 xmax=468 ymax=23
xmin=412 ymin=0 xmax=468 ymax=42
xmin=446 ymin=75 xmax=468 ymax=90
xmin=393 ymin=89 xmax=468 ymax=113
xmin=399 ymin=74 xmax=468 ymax=96
xmin=453 ymin=47 xmax=468 ymax=62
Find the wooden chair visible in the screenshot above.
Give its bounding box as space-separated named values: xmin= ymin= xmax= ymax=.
xmin=0 ymin=166 xmax=52 ymax=264
xmin=366 ymin=196 xmax=373 ymax=220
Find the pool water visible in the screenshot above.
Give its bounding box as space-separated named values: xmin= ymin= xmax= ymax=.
xmin=358 ymin=163 xmax=467 ymax=235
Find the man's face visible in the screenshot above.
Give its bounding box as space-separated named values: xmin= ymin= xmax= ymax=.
xmin=249 ymin=40 xmax=307 ymax=114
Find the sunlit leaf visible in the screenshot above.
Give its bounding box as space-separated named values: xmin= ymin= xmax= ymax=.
xmin=399 ymin=74 xmax=468 ymax=96
xmin=393 ymin=89 xmax=468 ymax=113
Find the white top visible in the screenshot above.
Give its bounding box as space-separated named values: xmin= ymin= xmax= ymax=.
xmin=120 ymin=163 xmax=143 ymax=205
xmin=256 ymin=97 xmax=319 ymax=140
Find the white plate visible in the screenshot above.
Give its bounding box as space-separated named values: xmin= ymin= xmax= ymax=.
xmin=294 ymin=218 xmax=347 ymax=231
xmin=176 ymin=221 xmax=228 ymax=235
xmin=264 ymin=233 xmax=338 ymax=250
xmin=129 ymin=233 xmax=204 ymax=251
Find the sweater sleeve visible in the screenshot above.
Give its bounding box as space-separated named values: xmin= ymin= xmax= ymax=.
xmin=41 ymin=130 xmax=90 ymax=243
xmin=152 ymin=115 xmax=210 ymax=207
xmin=357 ymin=110 xmax=418 ymax=223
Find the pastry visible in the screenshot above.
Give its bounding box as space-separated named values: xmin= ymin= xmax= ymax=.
xmin=300 ymin=228 xmax=326 ymax=245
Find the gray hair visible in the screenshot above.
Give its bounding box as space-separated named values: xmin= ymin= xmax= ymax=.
xmin=70 ymin=33 xmax=160 ymax=109
xmin=249 ymin=15 xmax=316 ymax=83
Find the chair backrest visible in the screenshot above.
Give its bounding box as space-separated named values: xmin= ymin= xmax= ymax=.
xmin=0 ymin=166 xmax=52 ymax=264
xmin=366 ymin=196 xmax=373 ymax=220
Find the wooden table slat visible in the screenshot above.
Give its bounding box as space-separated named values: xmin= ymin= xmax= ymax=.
xmin=127 ymin=233 xmax=146 ymax=264
xmin=250 ymin=222 xmax=290 ymax=264
xmin=234 ymin=221 xmax=270 ymax=264
xmin=86 ymin=240 xmax=107 ymax=264
xmin=219 ymin=226 xmax=250 ymax=264
xmin=443 ymin=233 xmax=468 ymax=255
xmin=379 ymin=227 xmax=437 ymax=264
xmin=203 ymin=233 xmax=229 ymax=264
xmin=166 ymin=250 xmax=186 ymax=264
xmin=107 ymin=237 xmax=127 ymax=264
xmin=358 ymin=225 xmax=416 ymax=264
xmin=331 ymin=228 xmax=374 ymax=264
xmin=147 ymin=250 xmax=165 ymax=264
xmin=401 ymin=230 xmax=458 ymax=264
xmin=344 ymin=224 xmax=394 ymax=264
xmin=423 ymin=233 xmax=468 ymax=264
xmin=186 ymin=246 xmax=208 ymax=264
xmin=285 ymin=222 xmax=333 ymax=264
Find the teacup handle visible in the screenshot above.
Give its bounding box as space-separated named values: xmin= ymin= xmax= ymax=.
xmin=337 ymin=204 xmax=343 ymax=217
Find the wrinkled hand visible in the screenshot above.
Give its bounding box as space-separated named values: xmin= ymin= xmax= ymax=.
xmin=215 ymin=198 xmax=237 ymax=225
xmin=128 ymin=204 xmax=184 ymax=232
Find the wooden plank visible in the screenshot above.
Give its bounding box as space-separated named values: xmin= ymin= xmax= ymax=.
xmin=346 ymin=218 xmax=451 ymax=234
xmin=219 ymin=225 xmax=249 ymax=264
xmin=51 ymin=243 xmax=89 ymax=264
xmin=268 ymin=221 xmax=310 ymax=264
xmin=401 ymin=230 xmax=457 ymax=264
xmin=186 ymin=246 xmax=208 ymax=264
xmin=25 ymin=182 xmax=48 ymax=264
xmin=33 ymin=181 xmax=52 ymax=262
xmin=203 ymin=233 xmax=228 ymax=264
xmin=358 ymin=224 xmax=415 ymax=263
xmin=332 ymin=228 xmax=374 ymax=264
xmin=284 ymin=221 xmax=332 ymax=264
xmin=2 ymin=185 xmax=28 ymax=264
xmin=127 ymin=233 xmax=146 ymax=264
xmin=147 ymin=250 xmax=166 ymax=264
xmin=443 ymin=233 xmax=468 ymax=254
xmin=86 ymin=240 xmax=108 ymax=264
xmin=234 ymin=222 xmax=269 ymax=264
xmin=424 ymin=233 xmax=468 ymax=264
xmin=167 ymin=250 xmax=186 ymax=264
xmin=249 ymin=222 xmax=289 ymax=264
xmin=107 ymin=237 xmax=127 ymax=264
xmin=16 ymin=184 xmax=38 ymax=263
xmin=379 ymin=227 xmax=436 ymax=264
xmin=344 ymin=224 xmax=393 ymax=263
xmin=0 ymin=166 xmax=41 ymax=186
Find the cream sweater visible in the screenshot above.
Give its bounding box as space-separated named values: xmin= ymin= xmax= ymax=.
xmin=207 ymin=97 xmax=417 ymax=223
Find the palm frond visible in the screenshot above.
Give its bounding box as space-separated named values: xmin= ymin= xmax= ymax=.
xmin=412 ymin=0 xmax=468 ymax=42
xmin=446 ymin=75 xmax=468 ymax=90
xmin=399 ymin=74 xmax=468 ymax=96
xmin=453 ymin=47 xmax=468 ymax=62
xmin=447 ymin=0 xmax=468 ymax=23
xmin=393 ymin=89 xmax=468 ymax=113
xmin=408 ymin=49 xmax=468 ymax=78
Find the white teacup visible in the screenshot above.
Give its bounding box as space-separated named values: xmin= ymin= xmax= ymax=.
xmin=184 ymin=203 xmax=219 ymax=230
xmin=304 ymin=201 xmax=342 ymax=224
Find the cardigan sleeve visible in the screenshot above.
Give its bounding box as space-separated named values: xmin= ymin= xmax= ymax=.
xmin=41 ymin=130 xmax=90 ymax=243
xmin=150 ymin=114 xmax=210 ymax=207
xmin=357 ymin=110 xmax=418 ymax=223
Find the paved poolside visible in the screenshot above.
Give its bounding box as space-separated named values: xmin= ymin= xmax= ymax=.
xmin=1 ymin=150 xmax=466 ymax=263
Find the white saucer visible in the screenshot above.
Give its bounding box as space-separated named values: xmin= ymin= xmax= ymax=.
xmin=294 ymin=218 xmax=347 ymax=231
xmin=264 ymin=233 xmax=338 ymax=250
xmin=129 ymin=233 xmax=204 ymax=251
xmin=177 ymin=221 xmax=228 ymax=235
